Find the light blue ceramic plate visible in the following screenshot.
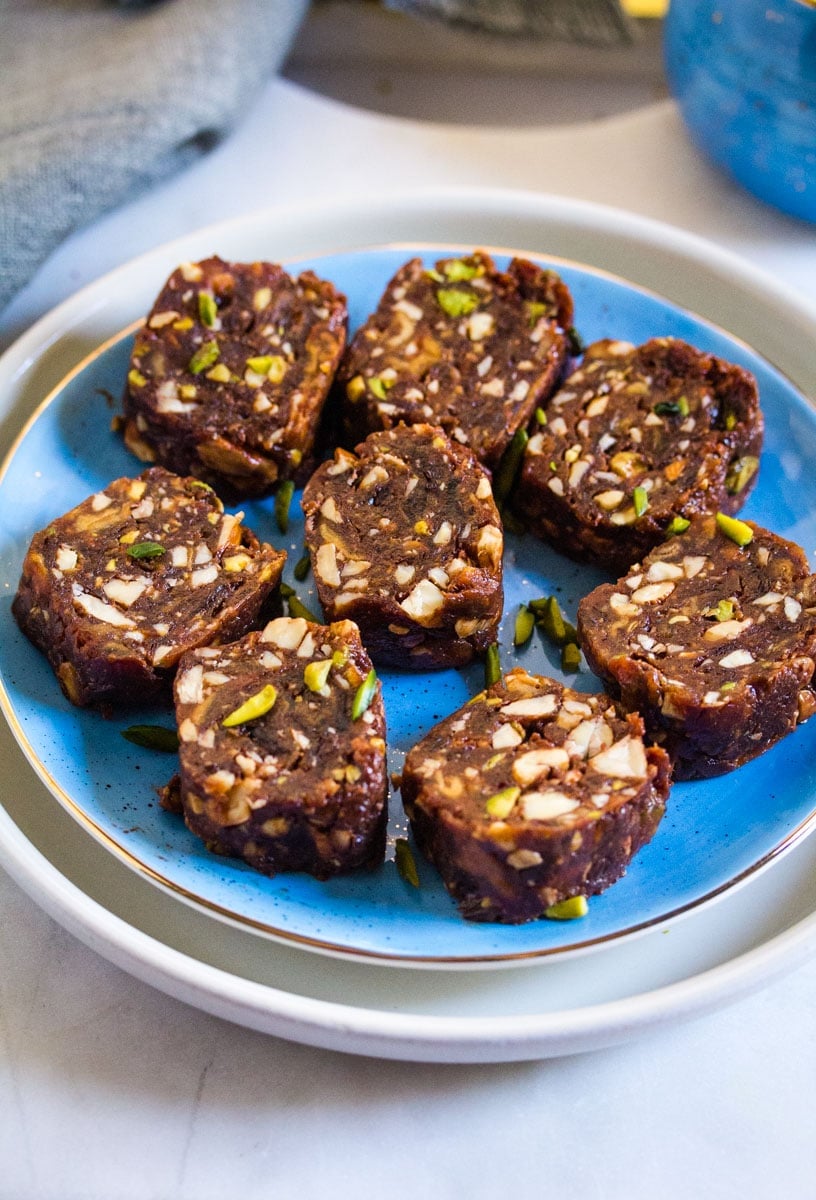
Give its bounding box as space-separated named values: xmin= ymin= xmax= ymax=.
xmin=2 ymin=245 xmax=816 ymax=966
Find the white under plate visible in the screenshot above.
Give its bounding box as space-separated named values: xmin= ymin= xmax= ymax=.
xmin=1 ymin=188 xmax=816 ymax=1060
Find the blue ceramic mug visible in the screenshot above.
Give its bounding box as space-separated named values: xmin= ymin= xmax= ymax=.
xmin=664 ymin=0 xmax=816 ymax=222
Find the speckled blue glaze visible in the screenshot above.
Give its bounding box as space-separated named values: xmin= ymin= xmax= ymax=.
xmin=2 ymin=245 xmax=816 ymax=963
xmin=664 ymin=0 xmax=816 ymax=222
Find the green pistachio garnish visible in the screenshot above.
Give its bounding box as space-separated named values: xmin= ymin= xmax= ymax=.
xmin=707 ymin=598 xmax=736 ymax=622
xmin=484 ymin=752 xmax=506 ymax=770
xmin=351 ymin=668 xmax=378 ymax=720
xmin=121 ymin=724 xmax=179 ymax=752
xmin=633 ymin=486 xmax=649 ymax=517
xmin=424 ymin=267 xmax=445 ymax=283
xmin=222 ymin=684 xmax=277 ymax=727
xmin=493 ymin=427 xmax=529 ymax=505
xmin=127 ymin=541 xmax=166 ymax=560
xmin=716 ymin=512 xmax=753 ymax=547
xmin=567 ymin=326 xmax=586 ymax=356
xmin=725 ymin=455 xmax=759 ymax=495
xmin=436 ymin=288 xmax=479 ymax=319
xmin=724 ymin=410 xmax=738 ymax=431
xmin=485 ymin=786 xmax=521 ymax=819
xmin=665 ymin=515 xmax=691 ymax=537
xmin=368 ymin=375 xmax=392 ymax=401
xmin=293 ymin=552 xmax=311 ymax=582
xmin=653 ymin=396 xmax=690 ymax=418
xmin=534 ymin=407 xmax=547 ymax=425
xmin=128 ymin=369 xmax=147 ymax=388
xmin=513 ymin=605 xmax=535 ymax=647
xmin=545 ymin=895 xmax=588 ymax=920
xmin=720 ymin=681 xmax=737 ymax=692
xmin=188 ymin=341 xmax=220 ymax=374
xmin=531 ymin=595 xmax=577 ymax=647
xmin=287 ymin=593 xmax=321 ymax=623
xmin=561 ymin=642 xmax=582 ymax=673
xmin=275 ymin=479 xmax=295 ymax=534
xmin=304 ymin=659 xmax=332 ymax=693
xmin=395 ymin=838 xmax=420 ymax=887
xmin=484 ymin=643 xmax=501 ymax=688
xmin=526 ymin=301 xmax=547 ymax=327
xmin=443 ymin=258 xmax=480 ymax=281
xmin=346 ymin=374 xmax=366 ymax=402
xmin=198 ymin=291 xmax=217 ymax=327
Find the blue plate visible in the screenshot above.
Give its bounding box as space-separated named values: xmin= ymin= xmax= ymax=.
xmin=2 ymin=245 xmax=816 ymax=965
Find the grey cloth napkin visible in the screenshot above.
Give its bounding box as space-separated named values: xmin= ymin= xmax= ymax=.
xmin=0 ymin=0 xmax=308 ymax=313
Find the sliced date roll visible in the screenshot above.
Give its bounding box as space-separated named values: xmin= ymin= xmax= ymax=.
xmin=301 ymin=423 xmax=503 ymax=669
xmin=12 ymin=468 xmax=285 ymax=708
xmin=515 ymin=337 xmax=763 ymax=573
xmin=336 ymin=250 xmax=573 ymax=469
xmin=165 ymin=616 xmax=387 ymax=879
xmin=400 ymin=668 xmax=671 ymax=923
xmin=577 ymin=514 xmax=816 ymax=779
xmin=122 ymin=256 xmax=348 ymax=498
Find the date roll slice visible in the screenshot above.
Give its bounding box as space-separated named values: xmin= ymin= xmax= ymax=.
xmin=301 ymin=423 xmax=503 ymax=669
xmin=166 ymin=616 xmax=387 ymax=879
xmin=516 ymin=337 xmax=763 ymax=573
xmin=123 ymin=256 xmax=348 ymax=497
xmin=12 ymin=468 xmax=285 ymax=708
xmin=337 ymin=250 xmax=573 ymax=469
xmin=577 ymin=514 xmax=816 ymax=779
xmin=400 ymin=667 xmax=671 ymax=923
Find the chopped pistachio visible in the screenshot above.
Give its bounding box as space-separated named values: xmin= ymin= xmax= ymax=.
xmin=424 ymin=267 xmax=445 ymax=283
xmin=172 ymin=316 xmax=194 ymax=332
xmin=493 ymin=427 xmax=529 ymax=505
xmin=188 ymin=341 xmax=219 ymax=374
xmin=275 ymin=479 xmax=295 ymax=534
xmin=331 ymin=647 xmax=348 ymax=668
xmin=443 ymin=258 xmax=480 ymax=281
xmin=206 ymin=363 xmax=232 ymax=384
xmin=567 ymin=326 xmax=586 ymax=356
xmin=121 ymin=724 xmax=179 ymax=752
xmin=436 ymin=287 xmax=479 ymax=319
xmin=246 ymin=355 xmax=273 ymax=375
xmin=197 ymin=291 xmax=217 ymax=327
xmin=724 ymin=410 xmax=738 ymax=431
xmin=633 ymin=485 xmax=649 ymax=517
xmin=533 ymin=595 xmax=577 ymax=647
xmin=526 ymin=301 xmax=547 ymax=327
xmin=716 ymin=512 xmax=753 ymax=547
xmin=368 ymin=375 xmax=392 ymax=400
xmin=484 ymin=643 xmax=501 ymax=688
xmin=127 ymin=541 xmax=166 ymax=560
xmin=287 ymin=593 xmax=320 ymax=623
xmin=346 ymin=374 xmax=366 ymax=403
xmin=708 ymin=598 xmax=736 ymax=622
xmin=304 ymin=659 xmax=332 ymax=693
xmin=222 ymin=684 xmax=278 ymax=727
xmin=725 ymin=455 xmax=759 ymax=495
xmin=395 ymin=838 xmax=420 ymax=887
xmin=351 ymin=668 xmax=378 ymax=720
xmin=721 ymin=681 xmax=737 ymax=692
xmin=485 ymin=786 xmax=521 ymax=819
xmin=128 ymin=369 xmax=147 ymax=388
xmin=653 ymin=397 xmax=689 ymax=418
xmin=484 ymin=752 xmax=506 ymax=770
xmin=293 ymin=552 xmax=311 ymax=582
xmin=545 ymin=895 xmax=588 ymax=920
xmin=561 ymin=642 xmax=582 ymax=673
xmin=665 ymin=515 xmax=691 ymax=537
xmin=514 ymin=605 xmax=535 ymax=647
xmin=534 ymin=407 xmax=547 ymax=425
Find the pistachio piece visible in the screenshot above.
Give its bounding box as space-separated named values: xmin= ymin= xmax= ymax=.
xmin=395 ymin=838 xmax=420 ymax=887
xmin=485 ymin=786 xmax=521 ymax=819
xmin=275 ymin=479 xmax=295 ymax=534
xmin=665 ymin=515 xmax=691 ymax=537
xmin=351 ymin=668 xmax=378 ymax=720
xmin=127 ymin=541 xmax=166 ymax=560
xmin=725 ymin=455 xmax=759 ymax=495
xmin=222 ymin=684 xmax=277 ymax=727
xmin=442 ymin=258 xmax=480 ymax=281
xmin=435 ymin=288 xmax=479 ymax=319
xmin=484 ymin=643 xmax=501 ymax=687
xmin=188 ymin=341 xmax=219 ymax=374
xmin=304 ymin=659 xmax=332 ymax=693
xmin=197 ymin=291 xmax=217 ymax=327
xmin=633 ymin=485 xmax=649 ymax=517
xmin=121 ymin=724 xmax=180 ymax=752
xmin=514 ymin=605 xmax=535 ymax=647
xmin=293 ymin=552 xmax=311 ymax=581
xmin=493 ymin=427 xmax=529 ymax=505
xmin=544 ymin=895 xmax=588 ymax=920
xmin=716 ymin=512 xmax=753 ymax=547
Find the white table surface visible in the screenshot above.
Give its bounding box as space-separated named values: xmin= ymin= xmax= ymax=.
xmin=2 ymin=22 xmax=816 ymax=1198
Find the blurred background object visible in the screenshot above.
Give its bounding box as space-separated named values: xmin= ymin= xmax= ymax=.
xmin=283 ymin=0 xmax=669 ymax=124
xmin=663 ymin=0 xmax=816 ymax=222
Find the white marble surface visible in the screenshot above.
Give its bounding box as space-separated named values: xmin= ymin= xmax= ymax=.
xmin=2 ymin=28 xmax=816 ymax=1198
